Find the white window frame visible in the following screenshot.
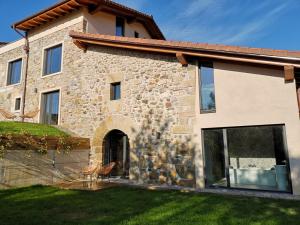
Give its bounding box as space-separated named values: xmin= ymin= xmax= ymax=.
xmin=41 ymin=42 xmax=64 ymax=78
xmin=13 ymin=96 xmax=22 ymax=112
xmin=38 ymin=87 xmax=62 ymax=125
xmin=6 ymin=57 xmax=23 ymax=87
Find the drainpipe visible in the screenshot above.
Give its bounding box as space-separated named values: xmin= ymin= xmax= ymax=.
xmin=13 ymin=27 xmax=29 ymax=122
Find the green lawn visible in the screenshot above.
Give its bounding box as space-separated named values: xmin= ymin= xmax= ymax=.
xmin=0 ymin=121 xmax=68 ymax=137
xmin=0 ymin=186 xmax=299 ymax=225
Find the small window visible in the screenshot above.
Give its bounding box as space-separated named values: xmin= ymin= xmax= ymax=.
xmin=15 ymin=98 xmax=21 ymax=111
xmin=116 ymin=17 xmax=125 ymax=37
xmin=110 ymin=82 xmax=121 ymax=100
xmin=43 ymin=44 xmax=62 ymax=76
xmin=199 ymin=62 xmax=216 ymax=112
xmin=134 ymin=31 xmax=139 ymax=38
xmin=7 ymin=58 xmax=22 ymax=85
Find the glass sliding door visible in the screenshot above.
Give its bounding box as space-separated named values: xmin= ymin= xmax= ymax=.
xmin=203 ymin=125 xmax=292 ymax=192
xmin=203 ymin=129 xmax=227 ymax=187
xmin=41 ymin=91 xmax=60 ymax=125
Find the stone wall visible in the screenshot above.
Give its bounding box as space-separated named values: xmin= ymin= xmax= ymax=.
xmin=0 ymin=15 xmax=197 ymax=187
xmin=0 ymin=149 xmax=89 ymax=189
xmin=0 ymin=45 xmax=24 ymax=115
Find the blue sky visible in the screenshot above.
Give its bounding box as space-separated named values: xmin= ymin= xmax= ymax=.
xmin=1 ymin=0 xmax=299 ymax=50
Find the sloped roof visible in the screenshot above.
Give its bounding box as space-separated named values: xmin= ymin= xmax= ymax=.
xmin=69 ymin=31 xmax=300 ymax=68
xmin=0 ymin=42 xmax=8 ymax=47
xmin=12 ymin=0 xmax=165 ymax=40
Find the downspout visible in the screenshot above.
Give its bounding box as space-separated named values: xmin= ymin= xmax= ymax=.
xmin=13 ymin=27 xmax=29 ymax=122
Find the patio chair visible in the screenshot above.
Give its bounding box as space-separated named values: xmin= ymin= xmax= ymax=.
xmin=0 ymin=108 xmax=17 ymax=120
xmin=81 ymin=163 xmax=99 ymax=183
xmin=20 ymin=109 xmax=40 ymax=122
xmin=96 ymin=162 xmax=116 ymax=182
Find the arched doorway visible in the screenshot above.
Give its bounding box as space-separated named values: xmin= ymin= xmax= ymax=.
xmin=102 ymin=129 xmax=130 ymax=178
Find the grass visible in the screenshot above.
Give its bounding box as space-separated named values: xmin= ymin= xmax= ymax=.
xmin=0 ymin=121 xmax=68 ymax=137
xmin=0 ymin=186 xmax=299 ymax=225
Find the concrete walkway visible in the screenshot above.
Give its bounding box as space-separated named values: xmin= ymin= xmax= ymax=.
xmin=56 ymin=178 xmax=300 ymax=201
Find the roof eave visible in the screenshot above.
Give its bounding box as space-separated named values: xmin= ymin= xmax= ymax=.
xmin=69 ymin=31 xmax=300 ymax=68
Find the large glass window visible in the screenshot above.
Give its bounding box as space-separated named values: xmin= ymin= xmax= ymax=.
xmin=203 ymin=125 xmax=292 ymax=192
xmin=43 ymin=44 xmax=62 ymax=76
xmin=199 ymin=62 xmax=215 ymax=112
xmin=7 ymin=59 xmax=22 ymax=85
xmin=116 ymin=17 xmax=125 ymax=37
xmin=41 ymin=91 xmax=60 ymax=125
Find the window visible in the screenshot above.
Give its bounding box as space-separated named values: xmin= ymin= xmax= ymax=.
xmin=110 ymin=82 xmax=121 ymax=100
xmin=15 ymin=98 xmax=21 ymax=111
xmin=116 ymin=17 xmax=125 ymax=37
xmin=203 ymin=125 xmax=292 ymax=192
xmin=43 ymin=44 xmax=62 ymax=76
xmin=41 ymin=90 xmax=60 ymax=125
xmin=7 ymin=58 xmax=22 ymax=85
xmin=199 ymin=62 xmax=215 ymax=112
xmin=134 ymin=31 xmax=139 ymax=38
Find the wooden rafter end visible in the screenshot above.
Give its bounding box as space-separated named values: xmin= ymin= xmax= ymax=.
xmin=176 ymin=52 xmax=188 ymax=67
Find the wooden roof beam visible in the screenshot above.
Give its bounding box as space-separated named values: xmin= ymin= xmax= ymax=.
xmin=56 ymin=7 xmax=70 ymax=14
xmin=62 ymin=3 xmax=76 ymax=11
xmin=25 ymin=20 xmax=41 ymax=26
xmin=73 ymin=40 xmax=87 ymax=52
xmin=33 ymin=17 xmax=48 ymax=23
xmin=47 ymin=11 xmax=62 ymax=17
xmin=39 ymin=14 xmax=55 ymax=20
xmin=176 ymin=52 xmax=188 ymax=66
xmin=284 ymin=65 xmax=295 ymax=82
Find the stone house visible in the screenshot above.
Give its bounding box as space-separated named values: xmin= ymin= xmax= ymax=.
xmin=1 ymin=0 xmax=300 ymax=195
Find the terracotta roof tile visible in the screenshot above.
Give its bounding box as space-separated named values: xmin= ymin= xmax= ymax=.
xmin=13 ymin=0 xmax=164 ymax=40
xmin=70 ymin=31 xmax=300 ymax=60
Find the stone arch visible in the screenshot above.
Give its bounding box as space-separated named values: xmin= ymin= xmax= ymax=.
xmin=91 ymin=115 xmax=138 ymax=164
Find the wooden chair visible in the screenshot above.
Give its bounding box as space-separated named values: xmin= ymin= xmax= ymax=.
xmin=96 ymin=162 xmax=116 ymax=182
xmin=81 ymin=163 xmax=99 ymax=183
xmin=0 ymin=108 xmax=17 ymax=120
xmin=20 ymin=109 xmax=40 ymax=122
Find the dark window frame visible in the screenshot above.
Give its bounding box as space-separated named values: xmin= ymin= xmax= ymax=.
xmin=199 ymin=62 xmax=216 ymax=113
xmin=201 ymin=124 xmax=293 ymax=194
xmin=7 ymin=58 xmax=22 ymax=86
xmin=116 ymin=17 xmax=125 ymax=37
xmin=43 ymin=44 xmax=63 ymax=76
xmin=14 ymin=97 xmax=21 ymax=111
xmin=134 ymin=31 xmax=139 ymax=38
xmin=110 ymin=82 xmax=121 ymax=100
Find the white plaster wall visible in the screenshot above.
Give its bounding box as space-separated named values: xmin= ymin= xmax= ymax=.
xmin=194 ymin=62 xmax=300 ymax=195
xmin=83 ymin=10 xmax=151 ymax=38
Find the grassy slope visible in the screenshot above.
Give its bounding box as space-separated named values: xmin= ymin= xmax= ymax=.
xmin=0 ymin=121 xmax=68 ymax=137
xmin=0 ymin=186 xmax=299 ymax=225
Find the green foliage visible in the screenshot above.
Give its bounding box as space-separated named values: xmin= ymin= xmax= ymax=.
xmin=0 ymin=121 xmax=68 ymax=137
xmin=0 ymin=123 xmax=75 ymax=158
xmin=0 ymin=186 xmax=299 ymax=225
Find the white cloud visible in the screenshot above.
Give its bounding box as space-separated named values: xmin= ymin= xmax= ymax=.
xmin=161 ymin=0 xmax=293 ymax=45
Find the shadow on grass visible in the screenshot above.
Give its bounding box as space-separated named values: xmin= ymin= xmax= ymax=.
xmin=0 ymin=185 xmax=299 ymax=225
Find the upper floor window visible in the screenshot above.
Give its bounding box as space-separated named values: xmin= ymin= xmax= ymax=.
xmin=116 ymin=17 xmax=125 ymax=37
xmin=7 ymin=58 xmax=22 ymax=85
xmin=111 ymin=82 xmax=121 ymax=100
xmin=43 ymin=44 xmax=62 ymax=76
xmin=199 ymin=62 xmax=216 ymax=112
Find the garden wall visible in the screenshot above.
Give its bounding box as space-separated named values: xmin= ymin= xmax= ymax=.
xmin=0 ymin=149 xmax=89 ymax=189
